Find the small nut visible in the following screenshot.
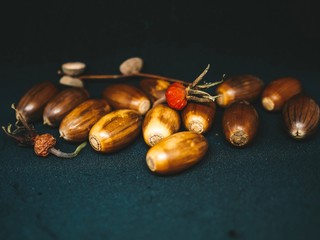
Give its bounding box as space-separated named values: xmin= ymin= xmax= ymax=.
xmin=142 ymin=104 xmax=181 ymax=146
xmin=146 ymin=131 xmax=208 ymax=175
xmin=102 ymin=84 xmax=151 ymax=115
xmin=43 ymin=87 xmax=89 ymax=127
xmin=216 ymin=75 xmax=264 ymax=107
xmin=119 ymin=57 xmax=143 ymax=75
xmin=61 ymin=62 xmax=86 ymax=76
xmin=222 ymin=100 xmax=259 ymax=147
xmin=59 ymin=99 xmax=112 ymax=142
xmin=89 ymin=109 xmax=142 ymax=153
xmin=283 ymin=94 xmax=319 ymax=139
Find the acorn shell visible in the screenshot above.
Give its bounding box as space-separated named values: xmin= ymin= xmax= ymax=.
xmin=139 ymin=78 xmax=170 ymax=102
xmin=89 ymin=109 xmax=142 ymax=153
xmin=181 ymin=101 xmax=216 ymax=134
xmin=119 ymin=57 xmax=143 ymax=75
xmin=102 ymin=84 xmax=151 ymax=115
xmin=59 ymin=99 xmax=112 ymax=142
xmin=222 ymin=100 xmax=259 ymax=147
xmin=142 ymin=104 xmax=181 ymax=146
xmin=261 ymin=77 xmax=302 ymax=111
xmin=61 ymin=62 xmax=86 ymax=76
xmin=216 ymin=75 xmax=263 ymax=107
xmin=282 ymin=94 xmax=320 ymax=139
xmin=146 ymin=131 xmax=208 ymax=175
xmin=16 ymin=81 xmax=59 ymax=123
xmin=43 ymin=87 xmax=89 ymax=127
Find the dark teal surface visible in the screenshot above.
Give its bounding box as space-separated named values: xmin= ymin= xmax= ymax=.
xmin=0 ymin=44 xmax=319 ymax=240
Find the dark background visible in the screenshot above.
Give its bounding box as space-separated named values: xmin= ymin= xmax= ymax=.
xmin=1 ymin=1 xmax=320 ymax=240
xmin=1 ymin=0 xmax=320 ymax=68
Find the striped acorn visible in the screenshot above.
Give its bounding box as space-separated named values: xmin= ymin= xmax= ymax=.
xmin=139 ymin=78 xmax=170 ymax=103
xmin=59 ymin=99 xmax=112 ymax=142
xmin=216 ymin=75 xmax=264 ymax=107
xmin=146 ymin=131 xmax=208 ymax=175
xmin=15 ymin=81 xmax=59 ymax=123
xmin=181 ymin=101 xmax=216 ymax=134
xmin=142 ymin=104 xmax=181 ymax=146
xmin=43 ymin=87 xmax=89 ymax=127
xmin=283 ymin=94 xmax=320 ymax=139
xmin=89 ymin=109 xmax=142 ymax=153
xmin=222 ymin=100 xmax=259 ymax=147
xmin=261 ymin=77 xmax=302 ymax=111
xmin=102 ymin=84 xmax=151 ymax=115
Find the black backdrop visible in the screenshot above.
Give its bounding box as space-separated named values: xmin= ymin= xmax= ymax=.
xmin=1 ymin=0 xmax=319 ymax=68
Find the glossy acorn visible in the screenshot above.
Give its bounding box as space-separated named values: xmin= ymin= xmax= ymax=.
xmin=261 ymin=77 xmax=302 ymax=111
xmin=181 ymin=101 xmax=216 ymax=134
xmin=102 ymin=84 xmax=151 ymax=115
xmin=89 ymin=109 xmax=142 ymax=153
xmin=216 ymin=75 xmax=264 ymax=107
xmin=146 ymin=131 xmax=208 ymax=175
xmin=15 ymin=81 xmax=59 ymax=123
xmin=43 ymin=87 xmax=89 ymax=127
xmin=142 ymin=104 xmax=181 ymax=146
xmin=59 ymin=99 xmax=112 ymax=142
xmin=283 ymin=94 xmax=320 ymax=139
xmin=139 ymin=78 xmax=171 ymax=103
xmin=222 ymin=100 xmax=259 ymax=147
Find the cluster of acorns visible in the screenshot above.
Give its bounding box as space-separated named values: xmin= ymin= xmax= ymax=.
xmin=2 ymin=57 xmax=320 ymax=175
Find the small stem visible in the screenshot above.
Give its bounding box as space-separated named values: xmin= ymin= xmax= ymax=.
xmin=48 ymin=142 xmax=87 ymax=159
xmin=79 ymin=72 xmax=189 ymax=85
xmin=152 ymin=96 xmax=166 ymax=108
xmin=196 ymin=79 xmax=224 ymax=89
xmin=190 ymin=64 xmax=210 ymax=88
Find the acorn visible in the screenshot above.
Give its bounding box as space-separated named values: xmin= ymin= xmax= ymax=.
xmin=282 ymin=94 xmax=320 ymax=139
xmin=216 ymin=75 xmax=264 ymax=107
xmin=139 ymin=78 xmax=170 ymax=103
xmin=181 ymin=101 xmax=216 ymax=134
xmin=61 ymin=62 xmax=86 ymax=76
xmin=142 ymin=104 xmax=181 ymax=146
xmin=59 ymin=99 xmax=112 ymax=142
xmin=15 ymin=81 xmax=59 ymax=123
xmin=261 ymin=77 xmax=302 ymax=111
xmin=102 ymin=84 xmax=151 ymax=115
xmin=89 ymin=109 xmax=142 ymax=153
xmin=43 ymin=87 xmax=89 ymax=127
xmin=146 ymin=131 xmax=208 ymax=175
xmin=222 ymin=100 xmax=259 ymax=147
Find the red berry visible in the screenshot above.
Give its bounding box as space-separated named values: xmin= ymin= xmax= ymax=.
xmin=165 ymin=82 xmax=188 ymax=110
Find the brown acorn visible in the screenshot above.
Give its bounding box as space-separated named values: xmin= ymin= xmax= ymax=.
xmin=89 ymin=109 xmax=142 ymax=153
xmin=222 ymin=100 xmax=259 ymax=147
xmin=102 ymin=84 xmax=151 ymax=115
xmin=142 ymin=104 xmax=181 ymax=146
xmin=181 ymin=101 xmax=216 ymax=134
xmin=283 ymin=94 xmax=320 ymax=139
xmin=261 ymin=77 xmax=302 ymax=111
xmin=216 ymin=75 xmax=264 ymax=107
xmin=43 ymin=87 xmax=89 ymax=127
xmin=146 ymin=131 xmax=208 ymax=175
xmin=139 ymin=78 xmax=171 ymax=103
xmin=15 ymin=81 xmax=59 ymax=123
xmin=59 ymin=99 xmax=112 ymax=142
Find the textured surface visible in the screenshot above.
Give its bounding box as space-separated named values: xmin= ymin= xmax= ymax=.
xmin=1 ymin=1 xmax=320 ymax=239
